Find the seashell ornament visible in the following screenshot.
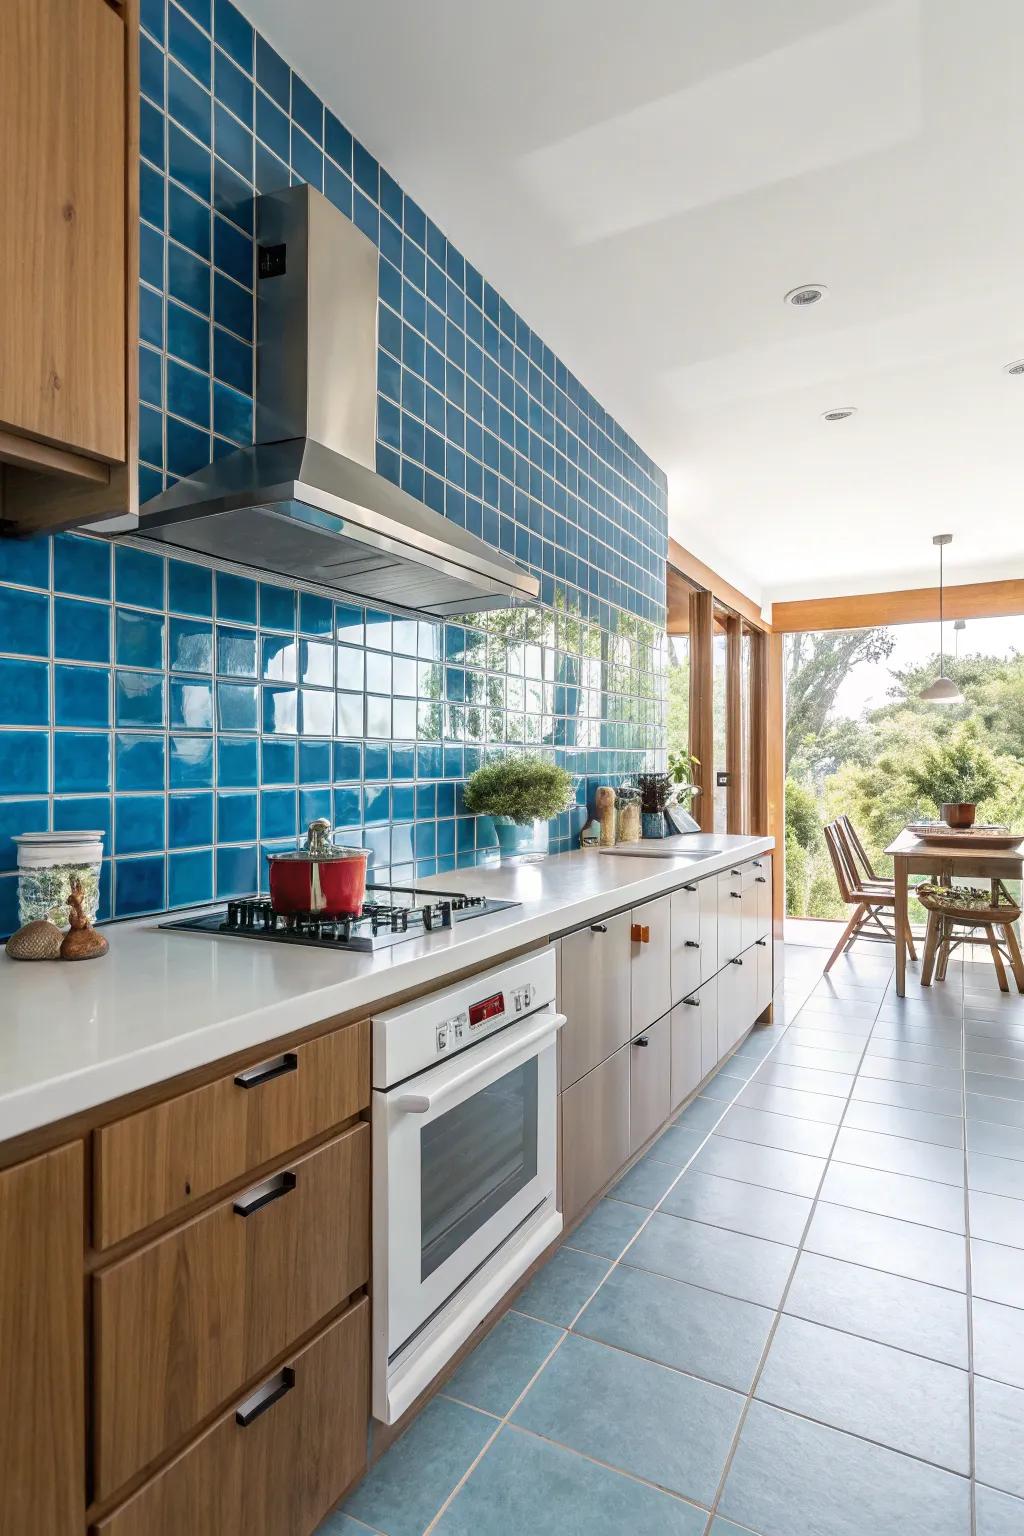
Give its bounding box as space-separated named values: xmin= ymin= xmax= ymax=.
xmin=5 ymin=918 xmax=64 ymax=961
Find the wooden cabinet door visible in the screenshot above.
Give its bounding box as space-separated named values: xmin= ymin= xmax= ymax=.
xmin=559 ymin=913 xmax=632 ymax=1088
xmin=560 ymin=1045 xmax=630 ymax=1223
xmin=670 ymin=999 xmax=702 ymax=1112
xmin=670 ymin=883 xmax=702 ymax=1005
xmin=93 ymin=1124 xmax=370 ymax=1497
xmin=0 ymin=0 xmax=126 ymax=461
xmin=754 ymin=858 xmax=772 ymax=940
xmin=698 ymin=876 xmax=719 ymax=981
xmin=629 ymin=1014 xmax=671 ymax=1154
xmin=0 ymin=1142 xmax=84 ymax=1536
xmin=95 ymin=1300 xmax=369 ymax=1536
xmin=630 ymin=894 xmax=671 ymax=1033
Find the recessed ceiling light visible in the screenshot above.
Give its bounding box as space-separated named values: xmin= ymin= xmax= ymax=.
xmin=1004 ymin=359 xmax=1024 ymax=375
xmin=822 ymin=407 xmax=857 ymax=422
xmin=785 ymin=284 xmax=828 ymax=307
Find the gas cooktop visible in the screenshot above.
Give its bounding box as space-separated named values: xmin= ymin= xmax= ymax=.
xmin=160 ymin=885 xmax=519 ymax=952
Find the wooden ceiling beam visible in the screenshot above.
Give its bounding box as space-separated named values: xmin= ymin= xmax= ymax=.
xmin=772 ymin=578 xmax=1024 ymax=633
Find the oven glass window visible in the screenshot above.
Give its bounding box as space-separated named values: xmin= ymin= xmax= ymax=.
xmin=420 ymin=1057 xmax=539 ymax=1281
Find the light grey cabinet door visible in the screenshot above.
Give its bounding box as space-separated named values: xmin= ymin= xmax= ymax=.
xmin=670 ymin=997 xmax=702 ymax=1111
xmin=755 ymin=935 xmax=773 ymax=1018
xmin=629 ymin=1013 xmax=671 ymax=1155
xmin=560 ymin=1044 xmax=630 ymax=1223
xmin=718 ymin=952 xmax=757 ymax=1058
xmin=559 ymin=912 xmax=632 ymax=1089
xmin=718 ymin=870 xmax=744 ymax=965
xmin=754 ymin=858 xmax=773 ymax=940
xmin=694 ymin=976 xmax=721 ymax=1078
xmin=630 ymin=894 xmax=671 ymax=1033
xmin=740 ymin=867 xmax=759 ymax=953
xmin=698 ymin=876 xmax=719 ymax=981
xmin=670 ymin=883 xmax=702 ymax=1005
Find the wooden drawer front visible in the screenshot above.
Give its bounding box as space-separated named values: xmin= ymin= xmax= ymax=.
xmin=630 ymin=895 xmax=671 ymax=1033
xmin=670 ymin=883 xmax=701 ymax=1005
xmin=559 ymin=912 xmax=632 ymax=1088
xmin=698 ymin=877 xmax=719 ymax=981
xmin=561 ymin=1045 xmax=630 ymax=1224
xmin=93 ymin=1123 xmax=369 ymax=1498
xmin=753 ymin=858 xmax=772 ymax=938
xmin=95 ymin=1298 xmax=369 ymax=1536
xmin=629 ymin=1014 xmax=671 ymax=1155
xmin=670 ymin=999 xmax=702 ymax=1111
xmin=94 ymin=1018 xmax=370 ymax=1248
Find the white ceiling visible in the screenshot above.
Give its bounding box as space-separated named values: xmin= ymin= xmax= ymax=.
xmin=243 ymin=0 xmax=1024 ymax=611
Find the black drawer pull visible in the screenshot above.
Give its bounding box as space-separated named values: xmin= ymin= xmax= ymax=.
xmin=684 ymin=940 xmax=700 ymax=949
xmin=234 ymin=1051 xmax=298 ymax=1089
xmin=757 ymin=938 xmax=768 ymax=946
xmin=755 ymin=877 xmax=767 ymax=884
xmin=683 ymin=996 xmax=700 ymax=1007
xmin=732 ymin=957 xmax=744 ymax=966
xmin=730 ymin=892 xmax=742 ymax=899
xmin=234 ymin=1170 xmax=297 ymax=1218
xmin=730 ymin=868 xmax=741 ymax=876
xmin=752 ymin=860 xmax=762 ymax=868
xmin=590 ymin=923 xmax=608 ymax=934
xmin=683 ymin=884 xmax=697 ymax=893
xmin=236 ymin=1367 xmax=295 ymax=1427
xmin=634 ymin=1035 xmax=650 ymax=1047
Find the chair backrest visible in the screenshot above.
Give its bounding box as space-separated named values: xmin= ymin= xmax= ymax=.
xmin=839 ymin=814 xmax=878 ymax=882
xmin=824 ymin=820 xmax=861 ymax=905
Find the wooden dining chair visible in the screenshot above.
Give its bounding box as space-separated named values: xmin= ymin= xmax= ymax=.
xmin=823 ymin=819 xmax=918 ymax=972
xmin=838 ymin=815 xmax=893 ymax=889
xmin=920 ymin=881 xmax=1024 ymax=993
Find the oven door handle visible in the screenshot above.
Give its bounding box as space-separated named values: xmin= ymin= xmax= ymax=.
xmin=391 ymin=1011 xmax=566 ymax=1115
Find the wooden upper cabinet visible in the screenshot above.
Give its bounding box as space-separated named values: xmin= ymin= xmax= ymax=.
xmin=0 ymin=0 xmax=138 ymax=532
xmin=0 ymin=1142 xmax=85 ymax=1536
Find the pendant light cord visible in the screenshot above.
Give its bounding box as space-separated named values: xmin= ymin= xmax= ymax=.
xmin=938 ymin=539 xmax=944 ymax=674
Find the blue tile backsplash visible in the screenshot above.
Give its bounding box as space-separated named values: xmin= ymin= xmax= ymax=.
xmin=0 ymin=0 xmax=668 ymax=933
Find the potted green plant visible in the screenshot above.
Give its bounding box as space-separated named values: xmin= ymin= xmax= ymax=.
xmin=463 ymin=755 xmax=577 ymax=859
xmin=667 ymin=751 xmax=701 ymax=801
xmin=905 ymin=721 xmax=999 ymax=828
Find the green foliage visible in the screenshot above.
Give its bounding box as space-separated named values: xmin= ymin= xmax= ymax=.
xmin=785 ymin=776 xmax=823 ymax=852
xmin=904 ymin=720 xmax=1000 ymax=808
xmin=463 ymin=755 xmax=576 ymax=824
xmin=785 ymin=628 xmax=895 ymax=766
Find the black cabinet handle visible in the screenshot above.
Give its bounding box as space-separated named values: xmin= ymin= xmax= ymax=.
xmin=236 ymin=1367 xmax=295 ymax=1427
xmin=684 ymin=939 xmax=700 ymax=949
xmin=683 ymin=884 xmax=697 ymax=893
xmin=590 ymin=923 xmax=607 ymax=934
xmin=234 ymin=1051 xmax=298 ymax=1089
xmin=756 ymin=938 xmax=768 ymax=947
xmin=233 ymin=1170 xmax=297 ymax=1218
xmin=732 ymin=957 xmax=744 ymax=966
xmin=633 ymin=1035 xmax=650 ymax=1047
xmin=730 ymin=892 xmax=742 ymax=899
xmin=755 ymin=877 xmax=767 ymax=884
xmin=752 ymin=860 xmax=762 ymax=868
xmin=730 ymin=868 xmax=741 ymax=876
xmin=683 ymin=996 xmax=700 ymax=1007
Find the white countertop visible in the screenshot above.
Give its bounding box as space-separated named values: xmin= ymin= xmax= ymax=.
xmin=0 ymin=833 xmax=772 ymax=1140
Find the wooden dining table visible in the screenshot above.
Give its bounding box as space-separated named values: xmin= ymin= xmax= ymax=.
xmin=885 ymin=828 xmax=1024 ymax=996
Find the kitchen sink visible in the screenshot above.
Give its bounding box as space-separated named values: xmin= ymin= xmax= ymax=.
xmin=599 ymin=844 xmax=728 ymax=859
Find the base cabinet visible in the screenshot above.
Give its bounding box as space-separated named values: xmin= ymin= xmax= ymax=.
xmin=560 ymin=1044 xmax=630 ymax=1223
xmin=670 ymin=999 xmax=703 ymax=1111
xmin=95 ymin=1300 xmax=369 ymax=1536
xmin=630 ymin=895 xmax=671 ymax=1032
xmin=629 ymin=1014 xmax=671 ymax=1154
xmin=718 ymin=952 xmax=757 ymax=1058
xmin=755 ymin=937 xmax=773 ymax=1018
xmin=559 ymin=913 xmax=632 ymax=1087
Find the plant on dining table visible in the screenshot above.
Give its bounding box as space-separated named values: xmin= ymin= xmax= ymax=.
xmin=904 ymin=721 xmax=1000 ymax=814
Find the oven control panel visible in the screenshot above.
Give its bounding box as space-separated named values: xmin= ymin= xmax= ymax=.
xmin=373 ymin=948 xmax=556 ymax=1086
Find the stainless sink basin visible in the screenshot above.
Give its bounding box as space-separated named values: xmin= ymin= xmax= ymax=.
xmin=599 ymin=845 xmax=728 ymax=859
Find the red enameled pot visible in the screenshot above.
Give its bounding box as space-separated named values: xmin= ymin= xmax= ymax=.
xmin=268 ymin=819 xmax=369 ymax=917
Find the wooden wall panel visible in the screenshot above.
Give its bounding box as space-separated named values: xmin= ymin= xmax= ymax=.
xmin=688 ymin=589 xmax=715 ymax=831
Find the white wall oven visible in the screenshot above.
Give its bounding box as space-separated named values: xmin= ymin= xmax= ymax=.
xmin=372 ymin=948 xmax=563 ymax=1423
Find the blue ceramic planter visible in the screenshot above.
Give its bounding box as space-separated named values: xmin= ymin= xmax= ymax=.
xmin=493 ymin=816 xmax=550 ymax=860
xmin=641 ymin=811 xmax=667 ymax=839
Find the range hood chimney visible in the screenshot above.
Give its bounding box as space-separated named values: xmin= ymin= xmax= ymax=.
xmin=136 ymin=184 xmax=539 ymax=616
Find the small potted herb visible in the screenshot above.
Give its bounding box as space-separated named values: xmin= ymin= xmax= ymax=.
xmin=463 ymin=755 xmax=577 ymax=859
xmin=905 ymin=723 xmax=999 ymax=828
xmin=636 ymin=771 xmax=673 ymax=839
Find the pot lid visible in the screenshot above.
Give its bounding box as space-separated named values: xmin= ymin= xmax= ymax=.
xmin=267 ymin=818 xmax=368 ymax=861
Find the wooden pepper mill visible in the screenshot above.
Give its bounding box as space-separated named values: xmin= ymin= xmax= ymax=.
xmin=595 ymin=785 xmax=616 ymax=847
xmin=59 ymin=879 xmax=109 ymax=961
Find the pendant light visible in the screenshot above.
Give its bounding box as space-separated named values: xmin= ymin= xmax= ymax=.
xmin=920 ymin=534 xmax=964 ymax=703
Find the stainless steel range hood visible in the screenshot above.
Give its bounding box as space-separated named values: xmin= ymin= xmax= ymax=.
xmin=136 ymin=184 xmax=539 ymax=616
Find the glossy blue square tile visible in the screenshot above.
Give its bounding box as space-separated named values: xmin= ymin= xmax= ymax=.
xmin=216 ymin=790 xmax=256 ymax=842
xmin=0 ymin=875 xmax=19 ymax=939
xmin=139 ymin=343 xmax=163 ymax=408
xmin=212 ymin=381 xmax=252 ymax=444
xmin=214 ymin=0 xmax=252 ymax=68
xmin=115 ymin=794 xmax=166 ymax=855
xmin=260 ymin=633 xmax=296 ymax=684
xmin=213 ymin=271 xmax=253 ymax=341
xmin=170 ymin=733 xmax=213 ymax=788
xmin=391 ymin=744 xmax=415 ymax=781
xmin=168 ymin=3 xmax=210 ymax=87
xmin=168 ymin=122 xmax=210 ymax=200
xmin=116 ymin=546 xmax=165 ymax=610
xmin=116 ymin=671 xmax=166 ymax=727
xmin=298 ymin=739 xmax=331 ymax=784
xmin=332 ymin=785 xmax=362 ymax=827
xmin=169 ymin=558 xmax=213 ymax=617
xmin=0 ymin=659 xmax=48 ymax=726
xmin=53 ymin=796 xmax=112 ymax=839
xmin=298 ymin=786 xmax=331 ymax=827
xmin=255 ymin=34 xmax=289 ymax=108
xmin=213 ymin=325 xmax=251 ymax=392
xmin=216 ymin=570 xmax=256 ymax=624
xmin=0 ymin=538 xmax=50 ymax=590
xmin=213 ymin=213 xmax=252 ymax=284
xmin=261 ymin=737 xmax=296 ymax=785
xmin=363 ymin=743 xmax=389 ymax=781
xmin=168 ymin=791 xmax=213 ymax=848
xmin=336 ymin=646 xmax=364 ymax=692
xmin=263 ymin=684 xmax=297 ymax=735
xmin=215 ymin=50 xmax=252 ymax=124
xmin=333 ymin=741 xmax=361 ymax=781
xmin=54 ymin=535 xmax=111 ymax=601
xmin=168 ymin=616 xmax=214 ymax=673
xmin=167 ymin=59 xmax=211 ymax=143
xmin=299 ymin=592 xmax=332 ymax=636
xmin=115 ymin=854 xmax=166 ymax=916
xmin=0 ymin=586 xmax=49 ymax=658
xmin=115 ymin=609 xmax=165 ymax=671
xmin=0 ymin=730 xmax=49 ymax=794
xmin=299 ymin=688 xmax=333 ymax=736
xmin=170 ymin=677 xmax=213 ymax=729
xmin=364 ymin=785 xmax=390 ymax=826
xmin=177 ymin=0 xmax=210 ymax=31
xmin=54 ymin=663 xmax=111 ymax=728
xmin=168 ymin=183 xmax=211 ymax=258
xmin=168 ymin=847 xmax=213 ymax=907
xmin=260 ymin=788 xmax=296 ymax=840
xmin=167 ymin=300 xmax=210 ymax=371
xmin=140 ymin=0 xmax=166 ymax=44
xmin=116 ymin=733 xmax=166 ymax=791
xmin=216 ymin=624 xmax=257 ymax=677
xmin=217 ymin=733 xmax=257 ymax=786
xmin=54 ymin=732 xmax=111 ymax=794
xmin=0 ymin=799 xmax=48 ymax=873
xmin=216 ymin=841 xmax=257 ymax=897
xmin=291 ymin=127 xmax=323 ymax=191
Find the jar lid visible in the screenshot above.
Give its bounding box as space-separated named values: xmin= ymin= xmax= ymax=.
xmin=14 ymin=829 xmax=105 ymax=843
xmin=267 ymin=819 xmax=367 ymax=862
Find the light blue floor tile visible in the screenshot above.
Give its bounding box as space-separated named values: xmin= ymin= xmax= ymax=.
xmin=675 ymin=1095 xmax=727 ymax=1134
xmin=720 ymin=1400 xmax=970 ymax=1536
xmin=436 ymin=1425 xmax=706 ymax=1535
xmin=566 ymin=1196 xmax=648 ymax=1259
xmin=443 ymin=1311 xmax=563 ymax=1416
xmin=342 ymin=1397 xmax=494 ymax=1536
xmin=662 ymin=1169 xmax=812 ymax=1246
xmin=976 ymin=1482 xmax=1024 ymax=1535
xmin=609 ymin=1152 xmax=679 ymax=1208
xmin=650 ymin=1122 xmax=707 ymax=1168
xmin=515 ymin=1246 xmax=610 ymax=1326
xmin=700 ymin=1072 xmax=743 ymax=1103
xmin=575 ymin=1261 xmax=774 ymax=1392
xmin=627 ymin=1212 xmax=797 ymax=1307
xmin=317 ymin=1512 xmax=384 ymax=1534
xmin=512 ymin=1332 xmax=743 ymax=1508
xmin=975 ymin=1375 xmax=1024 ymax=1498
xmin=710 ymin=1522 xmax=761 ymax=1536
